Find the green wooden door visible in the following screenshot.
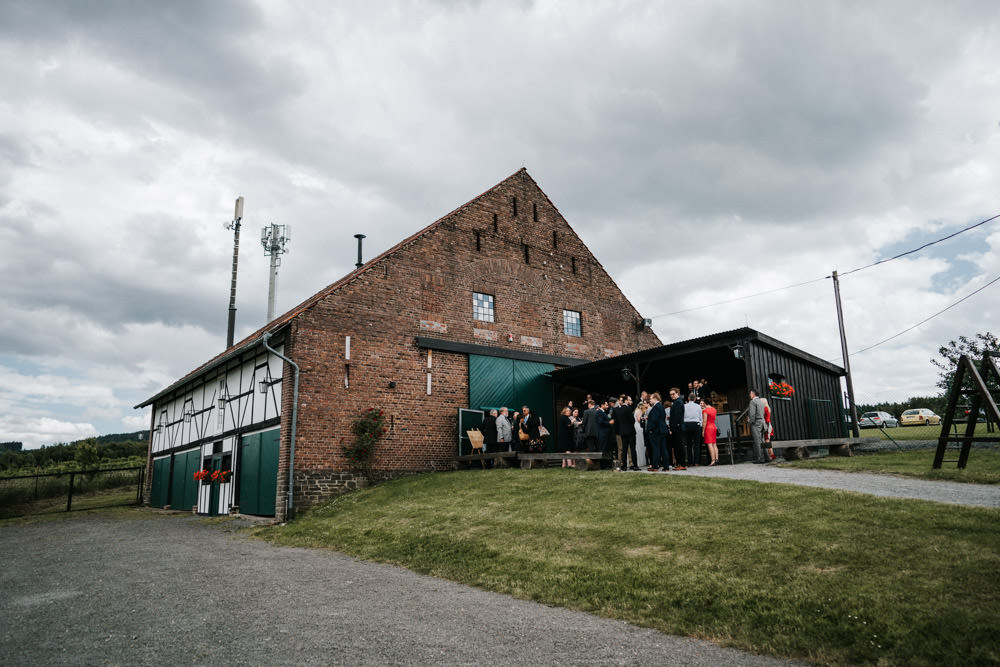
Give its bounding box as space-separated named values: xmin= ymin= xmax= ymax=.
xmin=468 ymin=355 xmax=554 ymax=451
xmin=169 ymin=450 xmax=200 ymax=512
xmin=150 ymin=457 xmax=171 ymax=508
xmin=208 ymin=455 xmax=223 ymax=516
xmin=513 ymin=360 xmax=555 ymax=450
xmin=239 ymin=429 xmax=280 ymax=516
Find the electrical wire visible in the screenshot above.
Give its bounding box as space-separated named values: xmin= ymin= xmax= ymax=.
xmin=838 ymin=213 xmax=1000 ymax=277
xmin=849 ymin=273 xmax=1000 ymax=356
xmin=648 ymin=212 xmax=999 ymax=320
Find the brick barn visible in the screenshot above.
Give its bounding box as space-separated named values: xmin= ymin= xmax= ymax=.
xmin=137 ymin=169 xmax=661 ymax=520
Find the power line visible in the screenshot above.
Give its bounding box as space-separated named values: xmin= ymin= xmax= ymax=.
xmin=648 ymin=211 xmax=999 ymax=320
xmin=838 ymin=212 xmax=1000 ymax=277
xmin=849 ymin=272 xmax=1000 ymax=356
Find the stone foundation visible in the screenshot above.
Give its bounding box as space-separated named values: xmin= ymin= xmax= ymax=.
xmin=292 ymin=468 xmax=428 ymax=512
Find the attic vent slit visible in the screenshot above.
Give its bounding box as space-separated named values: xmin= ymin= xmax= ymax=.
xmin=523 ymin=243 xmax=530 ymax=264
xmin=492 ymin=213 xmax=498 ymax=233
xmin=512 ymin=196 xmax=518 ymax=217
xmin=532 ymin=203 xmax=538 ymax=222
xmin=475 ymin=230 xmax=481 ymax=252
xmin=552 ymin=230 xmax=557 ymax=248
xmin=571 ymin=257 xmax=576 ymax=274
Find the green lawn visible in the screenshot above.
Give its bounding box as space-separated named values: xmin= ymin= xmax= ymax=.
xmin=854 ymin=421 xmax=996 ymax=441
xmin=783 ymin=448 xmax=1000 ymax=485
xmin=254 ymin=470 xmax=1000 ymax=665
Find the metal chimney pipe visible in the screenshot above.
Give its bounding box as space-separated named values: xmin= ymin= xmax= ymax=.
xmin=354 ymin=234 xmax=366 ymax=269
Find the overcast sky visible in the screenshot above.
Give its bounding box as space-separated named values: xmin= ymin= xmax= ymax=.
xmin=2 ymin=1 xmax=998 ymax=448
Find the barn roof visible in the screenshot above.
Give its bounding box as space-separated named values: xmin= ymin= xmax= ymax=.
xmin=135 ymin=168 xmax=583 ymax=409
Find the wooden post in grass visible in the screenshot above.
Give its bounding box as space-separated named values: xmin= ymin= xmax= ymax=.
xmin=66 ymin=472 xmax=75 ymax=512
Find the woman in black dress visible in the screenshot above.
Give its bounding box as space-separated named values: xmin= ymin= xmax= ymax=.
xmin=558 ymin=406 xmax=574 ymax=467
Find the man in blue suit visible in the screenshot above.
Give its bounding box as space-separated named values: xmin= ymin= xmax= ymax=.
xmin=645 ymin=392 xmax=670 ymax=471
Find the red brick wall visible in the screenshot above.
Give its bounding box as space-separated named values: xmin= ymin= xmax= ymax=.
xmin=283 ymin=170 xmax=661 ymax=510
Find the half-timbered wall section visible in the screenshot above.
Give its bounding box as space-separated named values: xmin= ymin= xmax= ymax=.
xmin=146 ymin=346 xmax=284 ymax=515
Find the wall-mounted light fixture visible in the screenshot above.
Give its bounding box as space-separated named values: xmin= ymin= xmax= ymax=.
xmin=259 ymin=380 xmax=269 ymax=394
xmin=730 ymin=343 xmax=745 ymax=360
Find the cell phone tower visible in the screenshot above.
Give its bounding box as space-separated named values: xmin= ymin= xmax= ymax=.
xmin=225 ymin=196 xmax=244 ymax=349
xmin=261 ymin=222 xmax=290 ymax=322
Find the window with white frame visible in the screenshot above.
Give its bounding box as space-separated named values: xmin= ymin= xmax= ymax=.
xmin=563 ymin=309 xmax=582 ymax=337
xmin=473 ymin=292 xmax=495 ymax=322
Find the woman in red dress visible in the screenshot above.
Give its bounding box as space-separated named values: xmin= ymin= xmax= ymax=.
xmin=700 ymin=399 xmax=719 ymax=465
xmin=762 ymin=399 xmax=776 ymax=461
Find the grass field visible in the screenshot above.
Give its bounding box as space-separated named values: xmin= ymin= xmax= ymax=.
xmin=254 ymin=469 xmax=1000 ymax=665
xmin=783 ymin=447 xmax=1000 ymax=484
xmin=854 ymin=421 xmax=997 ymax=441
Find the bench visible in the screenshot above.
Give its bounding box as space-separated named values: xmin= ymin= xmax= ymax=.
xmin=454 ymin=451 xmax=518 ymax=469
xmin=516 ymin=452 xmax=610 ymax=470
xmin=771 ymin=437 xmax=882 ymax=460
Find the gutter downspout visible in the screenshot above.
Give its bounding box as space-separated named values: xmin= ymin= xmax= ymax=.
xmin=262 ymin=331 xmax=299 ymax=519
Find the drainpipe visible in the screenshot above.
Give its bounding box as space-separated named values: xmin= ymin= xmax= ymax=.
xmin=262 ymin=330 xmax=299 ymax=519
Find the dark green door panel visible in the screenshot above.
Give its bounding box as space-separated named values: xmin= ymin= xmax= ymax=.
xmin=513 ymin=360 xmax=555 ymax=449
xmin=469 ymin=355 xmax=554 ymax=451
xmin=239 ymin=429 xmax=280 ymax=517
xmin=169 ymin=450 xmax=200 ymax=512
xmin=258 ymin=429 xmax=280 ymax=516
xmin=468 ymin=355 xmax=516 ymax=411
xmin=150 ymin=457 xmax=171 ymax=508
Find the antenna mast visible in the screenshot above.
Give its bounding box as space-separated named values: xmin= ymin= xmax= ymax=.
xmin=225 ymin=196 xmax=244 ymax=349
xmin=261 ymin=223 xmax=290 ymax=322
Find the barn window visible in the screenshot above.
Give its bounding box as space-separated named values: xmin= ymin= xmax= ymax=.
xmin=563 ymin=309 xmax=582 ymax=337
xmin=473 ymin=292 xmax=495 ymax=322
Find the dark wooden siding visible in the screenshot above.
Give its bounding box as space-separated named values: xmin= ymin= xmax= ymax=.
xmin=745 ymin=340 xmax=843 ymax=440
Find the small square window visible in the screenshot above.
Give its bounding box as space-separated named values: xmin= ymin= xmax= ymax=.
xmin=473 ymin=292 xmax=495 ymax=322
xmin=563 ymin=309 xmax=582 ymax=337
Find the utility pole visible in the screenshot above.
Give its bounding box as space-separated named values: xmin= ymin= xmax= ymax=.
xmin=261 ymin=223 xmax=290 ymax=322
xmin=832 ymin=270 xmax=860 ymax=437
xmin=225 ymin=196 xmax=244 ymax=349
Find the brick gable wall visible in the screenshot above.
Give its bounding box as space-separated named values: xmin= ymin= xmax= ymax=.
xmin=277 ymin=170 xmax=661 ymax=514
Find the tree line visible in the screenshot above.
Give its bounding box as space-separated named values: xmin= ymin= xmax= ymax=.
xmin=0 ymin=435 xmax=148 ymax=475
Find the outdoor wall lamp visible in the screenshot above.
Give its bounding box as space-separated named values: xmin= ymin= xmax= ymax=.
xmin=730 ymin=343 xmax=745 ymax=360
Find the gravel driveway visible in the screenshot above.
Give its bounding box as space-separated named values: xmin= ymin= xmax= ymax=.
xmin=676 ymin=462 xmax=1000 ymax=508
xmin=0 ymin=511 xmax=799 ymax=666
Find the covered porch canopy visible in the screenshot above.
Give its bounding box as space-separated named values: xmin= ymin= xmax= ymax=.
xmin=550 ymin=327 xmax=846 ymax=440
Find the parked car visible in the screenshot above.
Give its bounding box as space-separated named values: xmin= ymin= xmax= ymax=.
xmin=900 ymin=408 xmax=941 ymax=426
xmin=859 ymin=411 xmax=899 ymax=428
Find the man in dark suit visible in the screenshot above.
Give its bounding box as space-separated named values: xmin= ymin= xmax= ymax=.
xmin=668 ymin=387 xmax=687 ymax=470
xmin=596 ymin=400 xmax=613 ymax=463
xmin=614 ymin=395 xmax=637 ymax=470
xmin=581 ymin=399 xmax=599 ymax=452
xmin=645 ymin=392 xmax=669 ymax=471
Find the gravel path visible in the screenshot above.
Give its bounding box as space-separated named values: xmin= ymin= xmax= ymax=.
xmin=642 ymin=462 xmax=1000 ymax=508
xmin=0 ymin=512 xmax=800 ymax=666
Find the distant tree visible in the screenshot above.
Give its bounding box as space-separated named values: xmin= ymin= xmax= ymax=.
xmin=0 ymin=441 xmax=23 ymax=452
xmin=931 ymin=332 xmax=1000 ymax=394
xmin=74 ymin=439 xmax=101 ymax=470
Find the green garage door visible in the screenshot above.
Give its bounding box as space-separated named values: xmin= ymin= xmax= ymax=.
xmin=150 ymin=456 xmax=171 ymax=508
xmin=169 ymin=449 xmax=201 ymax=512
xmin=239 ymin=429 xmax=280 ymax=516
xmin=468 ymin=355 xmax=554 ymax=451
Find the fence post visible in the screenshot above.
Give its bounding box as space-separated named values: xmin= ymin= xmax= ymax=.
xmin=66 ymin=472 xmax=75 ymax=512
xmin=136 ymin=467 xmax=144 ymax=505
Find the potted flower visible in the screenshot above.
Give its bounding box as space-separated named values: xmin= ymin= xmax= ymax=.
xmin=769 ymin=381 xmax=795 ymax=399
